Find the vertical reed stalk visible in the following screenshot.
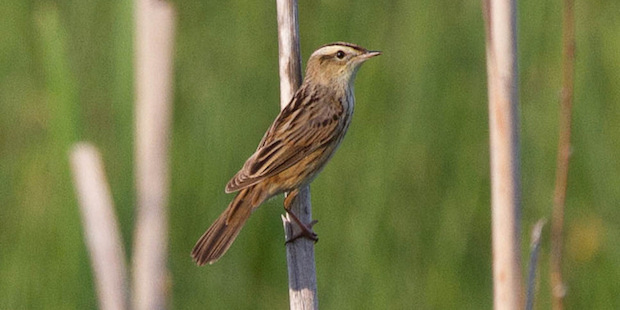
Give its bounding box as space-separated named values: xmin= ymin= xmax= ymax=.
xmin=551 ymin=0 xmax=575 ymax=308
xmin=276 ymin=0 xmax=319 ymax=309
xmin=482 ymin=0 xmax=523 ymax=308
xmin=132 ymin=1 xmax=176 ymax=309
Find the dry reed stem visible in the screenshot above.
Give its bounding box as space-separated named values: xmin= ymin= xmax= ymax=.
xmin=70 ymin=143 xmax=128 ymax=310
xmin=482 ymin=0 xmax=523 ymax=308
xmin=551 ymin=0 xmax=575 ymax=308
xmin=276 ymin=0 xmax=319 ymax=309
xmin=132 ymin=1 xmax=176 ymax=309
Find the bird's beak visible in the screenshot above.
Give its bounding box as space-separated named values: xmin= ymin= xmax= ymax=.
xmin=353 ymin=49 xmax=381 ymax=64
xmin=360 ymin=50 xmax=382 ymax=60
xmin=365 ymin=50 xmax=382 ymax=58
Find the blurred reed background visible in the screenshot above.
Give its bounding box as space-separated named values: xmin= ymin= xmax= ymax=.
xmin=1 ymin=0 xmax=619 ymax=308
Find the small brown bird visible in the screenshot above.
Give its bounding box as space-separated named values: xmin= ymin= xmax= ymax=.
xmin=192 ymin=42 xmax=381 ymax=265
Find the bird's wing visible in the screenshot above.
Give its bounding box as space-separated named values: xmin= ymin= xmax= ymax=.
xmin=225 ymin=92 xmax=343 ymax=193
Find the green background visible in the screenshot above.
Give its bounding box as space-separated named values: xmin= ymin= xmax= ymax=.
xmin=1 ymin=0 xmax=619 ymax=308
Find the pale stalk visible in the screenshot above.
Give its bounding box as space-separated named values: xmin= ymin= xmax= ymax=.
xmin=132 ymin=1 xmax=175 ymax=309
xmin=482 ymin=0 xmax=523 ymax=308
xmin=70 ymin=143 xmax=128 ymax=310
xmin=276 ymin=0 xmax=319 ymax=309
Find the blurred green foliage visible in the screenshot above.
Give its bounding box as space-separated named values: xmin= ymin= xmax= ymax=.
xmin=1 ymin=0 xmax=619 ymax=308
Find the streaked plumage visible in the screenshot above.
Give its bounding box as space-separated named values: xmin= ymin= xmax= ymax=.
xmin=192 ymin=42 xmax=381 ymax=265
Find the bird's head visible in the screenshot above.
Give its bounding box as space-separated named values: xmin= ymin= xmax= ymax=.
xmin=305 ymin=42 xmax=381 ymax=86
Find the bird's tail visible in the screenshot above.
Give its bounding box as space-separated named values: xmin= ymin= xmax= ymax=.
xmin=191 ymin=188 xmax=259 ymax=265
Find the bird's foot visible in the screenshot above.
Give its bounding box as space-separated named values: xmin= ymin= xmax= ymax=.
xmin=285 ymin=210 xmax=319 ymax=243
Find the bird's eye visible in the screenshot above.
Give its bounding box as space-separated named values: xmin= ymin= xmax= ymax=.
xmin=336 ymin=50 xmax=345 ymax=59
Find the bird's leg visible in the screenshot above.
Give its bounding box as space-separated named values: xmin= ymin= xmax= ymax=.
xmin=285 ymin=210 xmax=318 ymax=243
xmin=284 ymin=189 xmax=318 ymax=243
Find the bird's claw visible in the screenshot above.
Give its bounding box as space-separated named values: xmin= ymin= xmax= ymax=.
xmin=285 ymin=219 xmax=318 ymax=244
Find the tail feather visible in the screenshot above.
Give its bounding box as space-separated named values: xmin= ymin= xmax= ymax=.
xmin=192 ymin=189 xmax=254 ymax=265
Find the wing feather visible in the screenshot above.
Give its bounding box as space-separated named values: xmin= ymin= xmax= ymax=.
xmin=225 ymin=87 xmax=342 ymax=193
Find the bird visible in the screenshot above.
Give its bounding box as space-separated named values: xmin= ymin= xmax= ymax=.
xmin=192 ymin=42 xmax=381 ymax=265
